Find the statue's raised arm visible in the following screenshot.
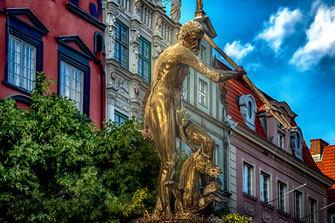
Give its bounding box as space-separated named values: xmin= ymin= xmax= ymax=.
xmin=177 ymin=21 xmax=245 ymax=82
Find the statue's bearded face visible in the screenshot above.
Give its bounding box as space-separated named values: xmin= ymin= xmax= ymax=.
xmin=183 ymin=32 xmax=203 ymax=56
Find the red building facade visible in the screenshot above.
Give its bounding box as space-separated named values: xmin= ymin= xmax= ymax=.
xmin=0 ymin=0 xmax=106 ymax=128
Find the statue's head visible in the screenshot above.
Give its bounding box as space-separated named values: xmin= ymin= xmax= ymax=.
xmin=178 ymin=20 xmax=204 ymax=55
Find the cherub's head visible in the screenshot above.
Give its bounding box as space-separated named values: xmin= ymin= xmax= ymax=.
xmin=177 ymin=20 xmax=204 ymax=55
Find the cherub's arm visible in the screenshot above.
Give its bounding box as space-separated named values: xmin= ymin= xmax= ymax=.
xmin=180 ymin=47 xmax=245 ymax=82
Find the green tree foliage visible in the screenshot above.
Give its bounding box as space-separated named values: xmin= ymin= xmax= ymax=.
xmin=0 ymin=72 xmax=160 ymax=223
xmin=221 ymin=213 xmax=252 ymax=223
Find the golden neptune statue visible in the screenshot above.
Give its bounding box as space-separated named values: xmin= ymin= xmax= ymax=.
xmin=141 ymin=20 xmax=245 ymax=221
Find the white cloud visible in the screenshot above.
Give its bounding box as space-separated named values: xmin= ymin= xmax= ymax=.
xmin=290 ymin=4 xmax=335 ymax=71
xmin=223 ymin=40 xmax=254 ymax=62
xmin=257 ymin=7 xmax=303 ymax=53
xmin=245 ymin=62 xmax=262 ymax=72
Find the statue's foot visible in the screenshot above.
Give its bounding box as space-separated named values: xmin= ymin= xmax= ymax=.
xmin=150 ymin=208 xmax=174 ymax=220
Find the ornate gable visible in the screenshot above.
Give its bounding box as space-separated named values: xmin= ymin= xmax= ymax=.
xmin=56 ymin=35 xmax=94 ymax=60
xmin=7 ymin=8 xmax=49 ymax=35
xmin=194 ymin=16 xmax=217 ymax=39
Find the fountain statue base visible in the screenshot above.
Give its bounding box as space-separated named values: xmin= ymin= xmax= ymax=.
xmin=130 ymin=215 xmax=224 ymax=223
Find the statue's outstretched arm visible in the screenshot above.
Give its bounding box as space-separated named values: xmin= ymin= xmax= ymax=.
xmin=181 ymin=47 xmax=245 ymax=82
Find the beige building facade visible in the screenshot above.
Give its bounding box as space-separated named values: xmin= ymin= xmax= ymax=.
xmin=103 ymin=0 xmax=179 ymax=122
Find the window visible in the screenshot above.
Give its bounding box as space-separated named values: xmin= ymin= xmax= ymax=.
xmin=294 ymin=191 xmax=302 ymax=219
xmin=243 ymin=163 xmax=253 ymax=195
xmin=199 ymin=79 xmax=208 ymax=106
xmin=7 ymin=35 xmax=37 ymax=91
xmin=94 ymin=32 xmax=104 ymax=54
xmin=59 ymin=61 xmax=84 ymax=112
xmin=213 ymin=144 xmax=219 ymax=165
xmin=277 ymin=133 xmax=285 ymax=149
xmin=247 ymin=101 xmax=253 ymax=118
xmin=114 ymin=21 xmax=128 ymax=68
xmin=114 ymin=110 xmax=128 ymax=124
xmin=57 ymin=35 xmax=93 ymax=116
xmin=330 ymin=215 xmax=335 ymax=223
xmin=138 ymin=37 xmax=151 ymax=83
xmin=200 ymin=45 xmax=206 ymax=61
xmin=238 ymin=94 xmax=257 ymax=131
xmin=5 ymin=9 xmax=48 ymax=93
xmin=260 ymin=172 xmax=270 ymax=203
xmin=277 ymin=181 xmax=287 ymax=212
xmin=290 ymin=126 xmax=304 ymax=160
xmin=309 ymin=197 xmax=317 ymax=223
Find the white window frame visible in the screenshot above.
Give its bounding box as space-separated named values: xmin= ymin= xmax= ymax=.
xmin=260 ymin=172 xmax=270 ymax=203
xmin=200 ymin=45 xmax=206 ymax=61
xmin=294 ymin=190 xmax=302 ymax=220
xmin=277 ymin=181 xmax=287 ymax=213
xmin=277 ymin=132 xmax=285 ymax=149
xmin=213 ymin=144 xmax=219 ymax=165
xmin=309 ymin=197 xmax=317 ymax=223
xmin=198 ymin=79 xmax=208 ymax=107
xmin=243 ymin=162 xmax=254 ymax=196
xmin=7 ymin=35 xmax=37 ymax=91
xmin=59 ymin=60 xmax=84 ymax=112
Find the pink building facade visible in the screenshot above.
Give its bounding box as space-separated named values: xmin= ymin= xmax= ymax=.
xmin=216 ymin=59 xmax=334 ymax=222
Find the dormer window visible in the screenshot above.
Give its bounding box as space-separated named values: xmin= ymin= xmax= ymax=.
xmin=277 ymin=132 xmax=285 ymax=149
xmin=290 ymin=127 xmax=304 ymax=160
xmin=239 ymin=94 xmax=257 ymax=131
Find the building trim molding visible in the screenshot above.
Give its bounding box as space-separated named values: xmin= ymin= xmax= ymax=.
xmin=66 ymin=2 xmax=106 ymax=30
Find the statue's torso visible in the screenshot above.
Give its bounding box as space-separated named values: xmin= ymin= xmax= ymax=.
xmin=148 ymin=44 xmax=190 ymax=110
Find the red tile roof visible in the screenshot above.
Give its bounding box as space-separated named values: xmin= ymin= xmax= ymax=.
xmin=302 ymin=142 xmax=320 ymax=170
xmin=316 ymin=145 xmax=335 ymax=203
xmin=215 ymin=61 xmax=266 ymax=138
xmin=215 ymin=59 xmax=319 ymax=171
xmin=316 ymin=145 xmax=335 ymax=179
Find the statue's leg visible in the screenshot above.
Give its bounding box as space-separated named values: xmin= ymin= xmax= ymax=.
xmin=147 ymin=103 xmax=176 ymax=218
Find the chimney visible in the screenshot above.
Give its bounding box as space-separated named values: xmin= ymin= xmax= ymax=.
xmin=310 ymin=139 xmax=329 ymax=156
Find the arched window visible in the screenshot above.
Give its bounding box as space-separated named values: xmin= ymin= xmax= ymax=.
xmin=239 ymin=94 xmax=257 ymax=131
xmin=248 ymin=101 xmax=253 ymax=119
xmin=94 ymin=32 xmax=104 ymax=54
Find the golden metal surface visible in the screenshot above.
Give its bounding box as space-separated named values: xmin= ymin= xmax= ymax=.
xmin=142 ymin=20 xmax=244 ymax=220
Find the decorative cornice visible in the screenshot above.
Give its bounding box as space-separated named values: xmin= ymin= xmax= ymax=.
xmin=270 ymin=100 xmax=297 ymax=118
xmin=66 ymin=2 xmax=106 ymax=30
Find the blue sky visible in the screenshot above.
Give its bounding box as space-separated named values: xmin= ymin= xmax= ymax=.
xmin=165 ymin=0 xmax=335 ymax=147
